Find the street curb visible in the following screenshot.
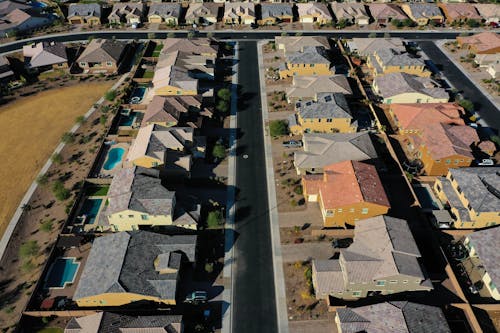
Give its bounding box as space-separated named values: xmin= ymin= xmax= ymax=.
xmin=0 ymin=73 xmax=129 ymax=262
xmin=257 ymin=40 xmax=290 ymax=333
xmin=222 ymin=41 xmax=238 ymax=333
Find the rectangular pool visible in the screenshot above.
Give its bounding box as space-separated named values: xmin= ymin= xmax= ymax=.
xmin=414 ymin=186 xmax=440 ymax=210
xmin=119 ymin=112 xmax=137 ymax=127
xmin=129 ymin=87 xmax=147 ymax=104
xmin=45 ymin=257 xmax=79 ymax=289
xmin=78 ymin=198 xmax=102 ymax=225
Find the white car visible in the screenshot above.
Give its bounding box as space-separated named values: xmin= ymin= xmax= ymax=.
xmin=476 ymin=159 xmax=494 ymax=166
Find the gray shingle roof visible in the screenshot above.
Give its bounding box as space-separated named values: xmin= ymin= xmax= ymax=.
xmin=296 ymin=92 xmax=352 ymax=120
xmin=148 ymin=3 xmax=180 ymax=19
xmin=74 ymin=231 xmax=196 ymax=302
xmin=294 ymin=132 xmax=378 ymax=170
xmin=337 ymin=302 xmax=451 ymax=333
xmin=68 ymin=3 xmax=101 ymax=18
xmin=467 ymin=226 xmax=500 ymax=292
xmin=375 ymin=48 xmax=425 ymax=67
xmin=374 ymin=72 xmax=448 ymax=100
xmin=286 ymin=46 xmax=330 ymax=64
xmin=261 ymin=3 xmax=292 ymax=19
xmin=407 ymin=3 xmax=442 ymax=19
xmin=77 ymin=39 xmax=126 ymax=63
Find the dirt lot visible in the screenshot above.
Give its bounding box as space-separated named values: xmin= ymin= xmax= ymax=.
xmin=0 ymin=82 xmax=112 ymax=238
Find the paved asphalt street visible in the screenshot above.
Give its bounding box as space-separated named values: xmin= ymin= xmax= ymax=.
xmin=232 ymin=41 xmax=278 ymax=333
xmin=0 ymin=31 xmax=466 ymax=54
xmin=419 ymin=41 xmax=500 ymax=131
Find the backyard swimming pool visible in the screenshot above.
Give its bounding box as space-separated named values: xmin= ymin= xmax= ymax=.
xmin=45 ymin=257 xmax=79 ymax=289
xmin=119 ymin=112 xmax=137 ymax=127
xmin=78 ymin=198 xmax=102 ymax=225
xmin=103 ymin=147 xmax=125 ymax=170
xmin=414 ymin=186 xmax=441 ymax=210
xmin=129 ymin=87 xmax=147 ymax=104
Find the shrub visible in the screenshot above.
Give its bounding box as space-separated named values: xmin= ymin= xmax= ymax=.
xmin=52 ymin=181 xmax=70 ymax=201
xmin=269 ymin=120 xmax=288 ymax=137
xmin=19 ymin=240 xmax=39 ymax=259
xmin=4 ymin=306 xmax=15 ymax=314
xmin=204 ymin=262 xmax=214 ymax=273
xmin=212 ymin=143 xmax=226 ymax=160
xmin=217 ymin=88 xmax=231 ymax=102
xmin=36 ymin=174 xmax=49 ymax=186
xmin=167 ymin=32 xmax=175 ymax=38
xmin=75 ymin=115 xmax=86 ymax=124
xmin=293 ymin=186 xmax=303 ymax=195
xmin=40 ymin=219 xmax=53 ymax=233
xmin=104 ymin=90 xmax=116 ymax=101
xmin=290 ymin=199 xmax=297 ymax=207
xmin=51 ymin=153 xmax=63 ymax=164
xmin=368 ymin=32 xmax=377 ymax=38
xmin=207 ymin=210 xmax=224 ymax=229
xmin=490 ymin=135 xmax=500 ymax=147
xmin=216 ymin=100 xmax=229 ymax=113
xmin=458 ymin=99 xmax=474 ymax=112
xmin=41 ymin=317 xmax=50 ymax=324
xmin=100 ymin=115 xmax=108 ymax=126
xmin=61 ymin=132 xmax=75 ymax=144
xmin=21 ymin=260 xmax=36 ymax=273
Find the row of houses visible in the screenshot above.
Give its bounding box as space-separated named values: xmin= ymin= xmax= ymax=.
xmin=0 ymin=0 xmax=53 ymax=37
xmin=456 ymin=31 xmax=500 ymax=80
xmin=65 ymin=2 xmax=500 ymax=27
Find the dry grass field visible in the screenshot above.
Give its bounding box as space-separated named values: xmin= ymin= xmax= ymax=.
xmin=0 ymin=82 xmax=112 ymax=238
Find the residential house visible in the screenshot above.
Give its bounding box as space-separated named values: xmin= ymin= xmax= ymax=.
xmin=439 ymin=3 xmax=481 ymax=24
xmin=259 ymin=3 xmax=293 ymax=25
xmin=0 ymin=56 xmax=14 ymax=83
xmin=346 ymin=37 xmax=406 ymax=57
xmin=161 ymin=38 xmax=219 ymax=57
xmin=474 ymin=53 xmax=500 ymax=68
xmin=223 ymin=2 xmax=255 ymax=25
xmin=373 ymin=72 xmax=449 ymax=104
xmin=457 ymin=32 xmax=500 ymax=55
xmin=434 ymin=168 xmax=500 ymax=229
xmin=67 ymin=4 xmax=101 ymax=25
xmin=463 ymin=226 xmax=500 ymax=299
xmin=184 ymin=3 xmax=219 ymax=26
xmin=126 ymin=124 xmax=206 ymax=174
xmin=141 ymin=95 xmax=204 ymax=128
xmin=98 ymin=167 xmax=199 ymax=231
xmin=331 ymin=3 xmax=370 ymax=26
xmin=401 ymin=3 xmax=444 ymax=26
xmin=23 ymin=41 xmax=68 ymax=71
xmin=408 ymin=123 xmax=478 ymax=176
xmin=368 ymin=4 xmax=407 ymax=25
xmin=302 ymin=160 xmax=390 ymax=227
xmin=487 ymin=62 xmax=500 ymax=80
xmin=285 ymin=75 xmax=352 ymax=103
xmin=108 ymin=3 xmax=144 ymax=26
xmin=294 ymin=132 xmax=378 ymax=175
xmin=0 ymin=1 xmax=31 ymax=16
xmin=297 ymin=3 xmax=332 ymax=25
xmin=289 ymin=93 xmax=356 ymax=135
xmin=278 ymin=46 xmax=332 ymax=79
xmin=336 ymin=302 xmax=451 ymax=333
xmin=275 ymin=36 xmax=330 ymax=54
xmin=474 ymin=4 xmax=500 ymax=26
xmin=65 ymin=313 xmax=183 ymax=333
xmin=73 ymin=231 xmax=197 ymax=306
xmin=312 ymin=215 xmax=432 ymax=300
xmin=367 ymin=48 xmax=430 ymax=77
xmin=77 ymin=39 xmax=128 ymax=75
xmin=0 ymin=8 xmax=51 ymax=37
xmin=388 ymin=103 xmax=465 ymax=135
xmin=147 ymin=3 xmax=181 ymax=25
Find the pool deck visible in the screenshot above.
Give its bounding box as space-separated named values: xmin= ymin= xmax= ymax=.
xmin=99 ymin=142 xmax=130 ymax=177
xmin=42 ymin=243 xmax=92 ymax=303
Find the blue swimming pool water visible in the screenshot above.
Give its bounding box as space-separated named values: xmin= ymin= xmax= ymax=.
xmin=31 ymin=1 xmax=47 ymax=8
xmin=79 ymin=198 xmax=103 ymax=224
xmin=45 ymin=258 xmax=79 ymax=288
xmin=129 ymin=87 xmax=146 ymax=104
xmin=414 ymin=186 xmax=440 ymax=210
xmin=103 ymin=147 xmax=125 ymax=170
xmin=119 ymin=112 xmax=137 ymax=126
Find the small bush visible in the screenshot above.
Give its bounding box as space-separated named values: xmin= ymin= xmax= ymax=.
xmin=269 ymin=120 xmax=288 ymax=137
xmin=19 ymin=240 xmax=39 ymax=259
xmin=204 ymin=262 xmax=214 ymax=273
xmin=4 ymin=306 xmax=15 ymax=314
xmin=21 ymin=260 xmax=36 ymax=273
xmin=75 ymin=115 xmax=86 ymax=124
xmin=458 ymin=99 xmax=474 ymax=112
xmin=41 ymin=317 xmax=50 ymax=324
xmin=40 ymin=220 xmax=53 ymax=233
xmin=207 ymin=210 xmax=224 ymax=229
xmin=104 ymin=90 xmax=116 ymax=101
xmin=216 ymin=100 xmax=229 ymax=113
xmin=36 ymin=174 xmax=49 ymax=186
xmin=52 ymin=181 xmax=70 ymax=201
xmin=51 ymin=153 xmax=63 ymax=164
xmin=290 ymin=199 xmax=298 ymax=207
xmin=100 ymin=115 xmax=107 ymax=126
xmin=293 ymin=186 xmax=303 ymax=195
xmin=217 ymin=88 xmax=231 ymax=102
xmin=61 ymin=132 xmax=75 ymax=144
xmin=212 ymin=143 xmax=226 ymax=160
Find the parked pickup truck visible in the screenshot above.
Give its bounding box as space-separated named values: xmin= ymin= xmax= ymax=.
xmin=282 ymin=140 xmax=303 ymax=148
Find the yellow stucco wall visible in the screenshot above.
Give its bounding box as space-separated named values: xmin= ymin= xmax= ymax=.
xmin=107 ymin=209 xmax=176 ymax=231
xmin=419 ymin=145 xmax=472 ymax=176
xmin=279 ymin=63 xmax=332 ymax=79
xmin=148 ymin=15 xmax=163 ymax=23
xmin=318 ymin=199 xmax=390 ymax=228
xmin=291 ymin=114 xmax=356 ymax=135
xmin=375 ymin=90 xmax=448 ymax=104
xmin=75 ymin=292 xmax=175 ymax=307
xmin=154 ymin=84 xmax=197 ymax=96
xmin=130 ymin=156 xmax=163 ymax=169
xmin=367 ymin=55 xmax=430 ymax=77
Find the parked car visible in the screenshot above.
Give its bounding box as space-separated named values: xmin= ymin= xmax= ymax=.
xmin=476 ymin=159 xmax=494 ymax=166
xmin=282 ymin=140 xmax=302 ymax=148
xmin=185 ymin=291 xmax=208 ymax=304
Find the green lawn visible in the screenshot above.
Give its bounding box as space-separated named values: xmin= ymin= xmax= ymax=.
xmin=86 ymin=185 xmax=109 ymax=196
xmin=142 ymin=71 xmax=155 ymax=79
xmin=37 ymin=328 xmax=63 ymax=333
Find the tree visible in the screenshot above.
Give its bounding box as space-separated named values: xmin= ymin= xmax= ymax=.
xmin=52 ymin=180 xmax=70 ymax=201
xmin=216 ymin=100 xmax=229 ymax=114
xmin=489 ymin=135 xmax=500 ymax=147
xmin=403 ymin=18 xmax=415 ymax=27
xmin=466 ymin=19 xmax=480 ymax=28
xmin=336 ymin=19 xmax=348 ymax=29
xmin=40 ymin=220 xmax=53 ymax=233
xmin=61 ymin=132 xmax=75 ymax=144
xmin=269 ymin=120 xmax=288 ymax=137
xmin=368 ymin=32 xmax=377 ymax=38
xmin=187 ymin=31 xmax=195 ymax=39
xmin=207 ymin=210 xmax=224 ymax=229
xmin=147 ymin=32 xmax=156 ymax=39
xmin=36 ymin=174 xmax=49 ymax=186
xmin=19 ymin=240 xmax=39 ymax=259
xmin=212 ymin=143 xmax=226 ymax=160
xmin=51 ymin=153 xmax=63 ymax=164
xmin=217 ymin=88 xmax=231 ymax=102
xmin=391 ymin=19 xmax=402 ymax=28
xmin=458 ymin=99 xmax=474 ymax=112
xmin=100 ymin=114 xmax=108 ymax=126
xmin=75 ymin=115 xmax=86 ymax=124
xmin=104 ymin=90 xmax=116 ymax=101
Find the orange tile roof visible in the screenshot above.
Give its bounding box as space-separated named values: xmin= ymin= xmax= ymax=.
xmin=457 ymin=32 xmax=500 ymax=54
xmin=390 ymin=103 xmax=465 ymax=130
xmin=303 ymin=160 xmax=390 ymax=209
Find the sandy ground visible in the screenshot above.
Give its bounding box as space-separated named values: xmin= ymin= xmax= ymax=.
xmin=0 ymin=82 xmax=112 ymax=239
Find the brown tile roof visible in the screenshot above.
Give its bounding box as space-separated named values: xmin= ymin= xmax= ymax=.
xmin=457 ymin=32 xmax=500 ymax=54
xmin=440 ymin=3 xmax=481 ymax=21
xmin=390 ymin=103 xmax=465 ymax=130
xmin=303 ymin=160 xmax=389 ymax=209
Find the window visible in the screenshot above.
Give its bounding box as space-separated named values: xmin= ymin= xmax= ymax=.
xmin=152 ymin=162 xmax=159 ymax=167
xmin=318 ymin=119 xmax=321 ymax=123
xmin=79 ymin=62 xmax=86 ymax=67
xmin=352 ymin=291 xmax=361 ymax=296
xmin=141 ymin=215 xmax=148 ymax=220
xmin=337 ymin=208 xmax=343 ymax=213
xmin=128 ymin=215 xmax=134 ymax=218
xmin=402 ymin=280 xmax=408 ymax=284
xmin=106 ymin=61 xmax=113 ymax=67
xmin=176 ymin=91 xmax=181 ymax=95
xmin=436 ymin=184 xmax=441 ymax=192
xmin=445 ymin=159 xmax=451 ymax=164
xmin=349 ymin=208 xmax=355 ymax=213
xmin=361 ymin=208 xmax=369 ymax=215
xmin=325 ymin=210 xmax=334 ymax=217
xmin=435 ymin=159 xmax=441 ymax=163
xmin=376 ymin=280 xmax=385 ymax=286
xmin=326 ymin=119 xmax=332 ymax=123
xmin=389 ymin=280 xmax=398 ymax=284
xmin=310 ymin=64 xmax=315 ymax=67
